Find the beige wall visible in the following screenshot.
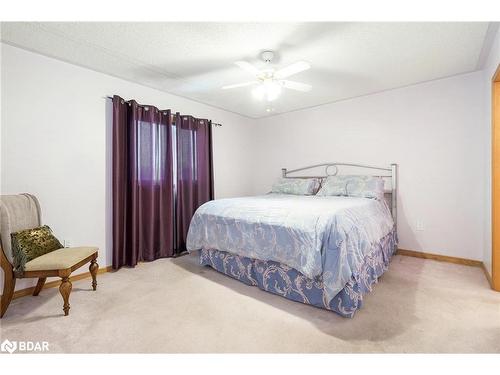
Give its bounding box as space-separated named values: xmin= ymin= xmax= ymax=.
xmin=1 ymin=37 xmax=497 ymax=292
xmin=0 ymin=43 xmax=255 ymax=291
xmin=251 ymin=71 xmax=486 ymax=261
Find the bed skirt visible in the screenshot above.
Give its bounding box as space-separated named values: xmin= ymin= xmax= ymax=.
xmin=198 ymin=228 xmax=397 ymax=318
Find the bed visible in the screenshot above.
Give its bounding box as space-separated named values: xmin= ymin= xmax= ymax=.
xmin=186 ymin=163 xmax=398 ymax=317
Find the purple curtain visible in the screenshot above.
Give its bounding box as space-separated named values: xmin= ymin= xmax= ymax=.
xmin=112 ymin=96 xmax=174 ymax=269
xmin=175 ymin=114 xmax=214 ymax=253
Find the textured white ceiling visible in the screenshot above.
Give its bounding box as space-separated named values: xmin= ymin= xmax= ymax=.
xmin=0 ymin=22 xmax=493 ymax=118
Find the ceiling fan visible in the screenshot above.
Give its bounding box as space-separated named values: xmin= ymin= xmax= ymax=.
xmin=222 ymin=51 xmax=312 ymax=102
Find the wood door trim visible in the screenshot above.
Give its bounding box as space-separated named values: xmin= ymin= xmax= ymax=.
xmin=492 ymin=64 xmax=500 ymax=291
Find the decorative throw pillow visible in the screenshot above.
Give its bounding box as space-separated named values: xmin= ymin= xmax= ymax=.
xmin=271 ymin=178 xmax=320 ymax=195
xmin=11 ymin=225 xmax=63 ymax=273
xmin=316 ymin=175 xmax=350 ymax=196
xmin=346 ymin=176 xmax=385 ymax=200
xmin=317 ymin=175 xmax=385 ymax=200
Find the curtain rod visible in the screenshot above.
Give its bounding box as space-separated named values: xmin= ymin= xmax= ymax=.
xmin=105 ymin=96 xmax=222 ymax=127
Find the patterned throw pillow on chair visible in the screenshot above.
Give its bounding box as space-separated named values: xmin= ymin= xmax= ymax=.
xmin=11 ymin=225 xmax=64 ymax=273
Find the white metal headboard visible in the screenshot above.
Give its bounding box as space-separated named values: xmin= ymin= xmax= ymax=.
xmin=281 ymin=162 xmax=398 ymax=231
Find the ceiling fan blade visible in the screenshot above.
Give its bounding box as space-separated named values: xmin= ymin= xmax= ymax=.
xmin=221 ymin=81 xmax=259 ymax=89
xmin=235 ymin=61 xmax=262 ymax=76
xmin=280 ymin=80 xmax=312 ymax=92
xmin=275 ymin=61 xmax=311 ymax=79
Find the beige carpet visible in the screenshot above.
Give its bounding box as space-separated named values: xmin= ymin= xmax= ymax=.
xmin=1 ymin=253 xmax=499 ymax=353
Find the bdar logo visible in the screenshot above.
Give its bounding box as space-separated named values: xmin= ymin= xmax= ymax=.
xmin=1 ymin=339 xmax=17 ymax=354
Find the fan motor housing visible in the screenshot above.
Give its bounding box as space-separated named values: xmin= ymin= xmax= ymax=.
xmin=261 ymin=51 xmax=275 ymax=63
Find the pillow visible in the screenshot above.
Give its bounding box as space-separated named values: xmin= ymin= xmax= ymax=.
xmin=317 ymin=175 xmax=385 ymax=200
xmin=271 ymin=178 xmax=320 ymax=195
xmin=346 ymin=176 xmax=385 ymax=200
xmin=11 ymin=225 xmax=63 ymax=273
xmin=316 ymin=176 xmax=348 ymax=196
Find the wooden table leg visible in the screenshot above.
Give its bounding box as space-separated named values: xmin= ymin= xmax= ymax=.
xmin=89 ymin=259 xmax=99 ymax=291
xmin=33 ymin=277 xmax=47 ymax=296
xmin=59 ymin=277 xmax=72 ymax=316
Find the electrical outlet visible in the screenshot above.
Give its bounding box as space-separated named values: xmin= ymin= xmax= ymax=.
xmin=416 ymin=220 xmax=425 ymax=231
xmin=64 ymin=239 xmax=72 ymax=248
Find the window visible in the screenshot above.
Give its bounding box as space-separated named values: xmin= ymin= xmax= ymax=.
xmin=137 ymin=120 xmax=169 ymax=184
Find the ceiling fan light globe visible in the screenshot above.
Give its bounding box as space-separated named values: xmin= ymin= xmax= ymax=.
xmin=266 ymin=91 xmax=280 ymax=102
xmin=252 ymin=85 xmax=266 ymax=100
xmin=265 ymin=81 xmax=282 ymax=101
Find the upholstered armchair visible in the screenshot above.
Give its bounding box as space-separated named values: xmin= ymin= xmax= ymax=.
xmin=0 ymin=194 xmax=99 ymax=317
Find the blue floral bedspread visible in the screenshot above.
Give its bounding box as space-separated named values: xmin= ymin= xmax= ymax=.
xmin=186 ymin=193 xmax=395 ymax=304
xmin=199 ymin=228 xmax=396 ymax=317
